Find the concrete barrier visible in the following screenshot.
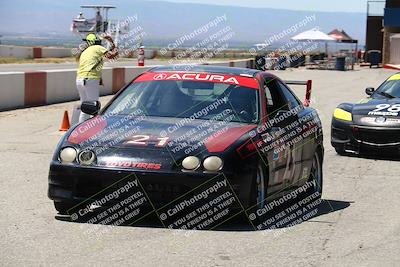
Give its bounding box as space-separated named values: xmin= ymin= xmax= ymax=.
xmin=203 ymin=59 xmax=254 ymax=68
xmin=0 ymin=72 xmax=25 ymax=110
xmin=1 ymin=45 xmax=252 ymax=60
xmin=0 ymin=45 xmax=33 ymax=59
xmin=0 ymin=45 xmax=73 ymax=59
xmin=120 ymin=49 xmax=157 ymax=59
xmin=46 ymin=70 xmax=78 ymax=104
xmin=0 ymin=45 xmax=155 ymax=59
xmin=42 ymin=47 xmax=72 ymax=58
xmin=101 ymin=68 xmax=113 ymax=96
xmin=124 ymin=66 xmax=152 ymax=84
xmin=233 ymin=60 xmax=248 ymax=68
xmin=0 ymin=59 xmax=254 ymax=111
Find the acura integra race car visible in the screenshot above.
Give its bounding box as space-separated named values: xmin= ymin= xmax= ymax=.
xmin=48 ymin=65 xmax=324 ymax=227
xmin=332 ymin=73 xmax=400 ymax=157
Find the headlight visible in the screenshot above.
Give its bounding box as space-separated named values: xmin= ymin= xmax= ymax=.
xmin=203 ymin=156 xmax=223 ymax=172
xmin=333 ymin=108 xmax=352 ymax=122
xmin=78 ymin=150 xmax=96 ymax=165
xmin=59 ymin=147 xmax=77 ymax=163
xmin=182 ymin=156 xmax=200 ymax=170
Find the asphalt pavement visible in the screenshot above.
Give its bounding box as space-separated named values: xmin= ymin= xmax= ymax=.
xmin=1 ymin=67 xmax=399 ymax=266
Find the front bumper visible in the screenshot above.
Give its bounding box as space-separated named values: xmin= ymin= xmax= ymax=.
xmin=331 ymin=118 xmax=400 ymax=156
xmin=48 ymin=162 xmax=254 ymax=209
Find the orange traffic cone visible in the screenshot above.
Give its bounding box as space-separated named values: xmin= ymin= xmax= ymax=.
xmin=59 ymin=111 xmax=71 ymax=131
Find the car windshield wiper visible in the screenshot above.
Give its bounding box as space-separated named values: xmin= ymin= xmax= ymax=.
xmin=377 ymin=91 xmax=396 ymax=99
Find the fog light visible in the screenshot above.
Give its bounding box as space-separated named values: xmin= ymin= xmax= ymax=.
xmin=78 ymin=150 xmax=96 ymax=165
xmin=203 ymin=156 xmax=223 ymax=172
xmin=59 ymin=147 xmax=77 ymax=163
xmin=182 ymin=156 xmax=200 ymax=170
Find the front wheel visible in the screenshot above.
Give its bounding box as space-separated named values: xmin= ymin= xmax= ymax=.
xmin=250 ymin=162 xmax=268 ymax=210
xmin=309 ymin=150 xmax=323 ymax=197
xmin=54 ymin=201 xmax=76 ymax=215
xmin=334 ymin=146 xmax=346 ymax=156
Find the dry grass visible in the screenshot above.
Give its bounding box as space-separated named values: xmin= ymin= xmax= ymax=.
xmin=0 ymin=57 xmax=76 ymax=64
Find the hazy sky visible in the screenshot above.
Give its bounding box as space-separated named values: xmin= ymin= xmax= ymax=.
xmin=144 ymin=0 xmax=370 ymax=13
xmin=0 ymin=0 xmax=371 ymax=37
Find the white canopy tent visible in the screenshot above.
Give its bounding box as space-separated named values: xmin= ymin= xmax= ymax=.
xmin=291 ymin=29 xmax=335 ymax=41
xmin=291 ymin=28 xmax=335 ymax=54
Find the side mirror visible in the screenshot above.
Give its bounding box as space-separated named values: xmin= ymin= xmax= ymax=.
xmin=365 ymin=87 xmax=375 ymax=96
xmin=81 ymin=101 xmax=101 ymax=115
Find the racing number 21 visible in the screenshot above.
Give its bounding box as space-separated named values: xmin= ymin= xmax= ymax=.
xmin=372 ymin=104 xmax=400 ymax=112
xmin=126 ymin=135 xmax=169 ymax=147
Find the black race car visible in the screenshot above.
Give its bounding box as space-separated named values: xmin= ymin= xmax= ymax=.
xmin=48 ymin=65 xmax=324 ymax=225
xmin=332 ymin=73 xmax=400 ymax=157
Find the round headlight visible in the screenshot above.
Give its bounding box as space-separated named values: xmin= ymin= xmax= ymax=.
xmin=203 ymin=156 xmax=223 ymax=172
xmin=182 ymin=156 xmax=200 ymax=170
xmin=59 ymin=147 xmax=77 ymax=163
xmin=78 ymin=150 xmax=96 ymax=165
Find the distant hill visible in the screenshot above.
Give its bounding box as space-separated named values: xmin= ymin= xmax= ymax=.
xmin=0 ymin=0 xmax=366 ymax=46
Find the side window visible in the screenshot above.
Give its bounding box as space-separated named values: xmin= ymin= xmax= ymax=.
xmin=264 ymin=83 xmax=274 ymax=106
xmin=263 ymin=77 xmax=288 ymax=117
xmin=276 ymin=80 xmax=302 ymax=110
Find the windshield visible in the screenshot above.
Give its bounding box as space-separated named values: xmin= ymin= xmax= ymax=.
xmin=103 ymin=76 xmax=259 ymax=124
xmin=375 ymin=79 xmax=400 ymax=98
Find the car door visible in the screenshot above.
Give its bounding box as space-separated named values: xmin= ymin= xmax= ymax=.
xmin=274 ymin=80 xmax=308 ymax=187
xmin=260 ymin=75 xmax=298 ymax=195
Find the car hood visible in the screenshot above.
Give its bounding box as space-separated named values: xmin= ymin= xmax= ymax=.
xmin=66 ymin=115 xmax=256 ymax=157
xmin=339 ymin=97 xmax=400 ymax=127
xmin=350 ymin=97 xmax=400 ymax=116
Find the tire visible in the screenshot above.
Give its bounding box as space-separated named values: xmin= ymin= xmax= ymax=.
xmin=308 ymin=150 xmax=323 ymax=197
xmin=334 ymin=146 xmax=346 ymax=156
xmin=247 ymin=162 xmax=268 ymax=227
xmin=54 ymin=201 xmax=76 ymax=215
xmin=250 ymin=162 xmax=268 ymax=210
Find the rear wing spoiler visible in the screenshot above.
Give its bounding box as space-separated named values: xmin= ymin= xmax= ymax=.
xmin=283 ymin=80 xmax=312 ymax=107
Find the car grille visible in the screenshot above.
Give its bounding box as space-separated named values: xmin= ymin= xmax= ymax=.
xmin=357 ymin=128 xmax=400 ymax=145
xmin=141 ymin=183 xmax=192 ymax=207
xmin=74 ymin=177 xmax=193 ymax=208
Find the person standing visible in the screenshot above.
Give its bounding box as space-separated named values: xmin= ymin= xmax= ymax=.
xmin=76 ymin=33 xmax=118 ymax=122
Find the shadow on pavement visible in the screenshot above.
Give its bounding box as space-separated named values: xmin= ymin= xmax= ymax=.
xmin=338 ymin=151 xmax=400 ymax=162
xmin=55 ymin=198 xmax=351 ymax=232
